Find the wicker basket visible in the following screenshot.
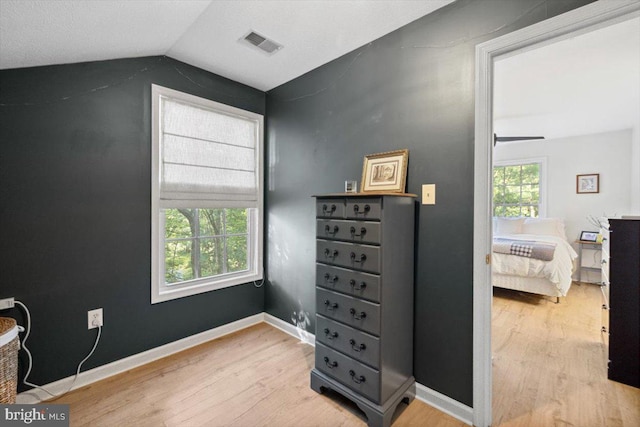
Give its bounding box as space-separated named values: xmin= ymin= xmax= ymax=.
xmin=0 ymin=317 xmax=19 ymax=404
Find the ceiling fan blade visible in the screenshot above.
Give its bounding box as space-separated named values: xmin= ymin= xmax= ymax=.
xmin=493 ymin=134 xmax=545 ymax=146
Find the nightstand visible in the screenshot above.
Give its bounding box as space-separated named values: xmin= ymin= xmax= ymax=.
xmin=576 ymin=240 xmax=602 ymax=283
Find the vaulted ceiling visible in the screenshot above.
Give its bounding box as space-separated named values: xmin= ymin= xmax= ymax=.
xmin=0 ymin=0 xmax=455 ymax=91
xmin=2 ymin=0 xmax=637 ymax=139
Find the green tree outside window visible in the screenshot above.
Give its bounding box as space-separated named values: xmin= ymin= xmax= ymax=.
xmin=164 ymin=208 xmax=249 ymax=285
xmin=493 ymin=163 xmax=540 ymax=218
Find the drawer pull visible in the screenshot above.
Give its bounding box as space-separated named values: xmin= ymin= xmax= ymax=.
xmin=350 ymin=252 xmax=367 ymax=263
xmin=325 ymin=224 xmax=339 ymax=234
xmin=349 ymin=279 xmax=367 ymax=291
xmin=349 ymin=370 xmax=366 ymax=384
xmin=324 ymin=328 xmax=339 ymax=339
xmin=350 ymin=308 xmax=366 ymax=320
xmin=353 ymin=204 xmax=371 ymax=214
xmin=324 ymin=356 xmax=338 ymax=369
xmin=324 ymin=273 xmax=339 ymax=283
xmin=324 ymin=248 xmax=339 ymax=259
xmin=349 ymin=339 xmax=366 ymax=352
xmin=602 ymin=304 xmax=609 ymax=310
xmin=322 ymin=204 xmax=337 ymax=214
xmin=324 ymin=300 xmax=339 ymax=310
xmin=349 ymin=226 xmax=367 ymax=237
xmin=602 ymin=326 xmax=608 ymax=333
xmin=601 ymin=259 xmax=607 ymax=264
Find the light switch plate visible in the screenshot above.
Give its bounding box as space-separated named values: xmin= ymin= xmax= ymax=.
xmin=422 ymin=184 xmax=436 ymax=205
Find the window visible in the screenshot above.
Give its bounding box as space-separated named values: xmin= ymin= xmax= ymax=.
xmin=493 ymin=159 xmax=545 ymax=218
xmin=164 ymin=208 xmax=249 ymax=283
xmin=151 ymin=85 xmax=263 ymax=303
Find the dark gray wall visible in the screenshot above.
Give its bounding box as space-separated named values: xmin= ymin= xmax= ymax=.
xmin=0 ymin=56 xmax=266 ymax=389
xmin=265 ymin=0 xmax=594 ymax=406
xmin=0 ymin=0 xmax=595 ymax=405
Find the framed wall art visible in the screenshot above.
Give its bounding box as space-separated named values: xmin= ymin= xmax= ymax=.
xmin=577 ymin=173 xmax=599 ymax=194
xmin=361 ymin=149 xmax=409 ymax=193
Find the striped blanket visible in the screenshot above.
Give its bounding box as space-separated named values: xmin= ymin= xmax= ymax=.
xmin=493 ymin=238 xmax=556 ymax=261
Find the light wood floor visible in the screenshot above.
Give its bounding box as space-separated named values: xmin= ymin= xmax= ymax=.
xmin=49 ymin=322 xmax=465 ymax=427
xmin=48 ymin=284 xmax=640 ymax=426
xmin=492 ymin=282 xmax=640 ymax=427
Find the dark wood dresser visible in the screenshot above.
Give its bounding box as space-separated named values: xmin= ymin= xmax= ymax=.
xmin=310 ymin=193 xmax=416 ymax=427
xmin=608 ymin=218 xmax=640 ymax=388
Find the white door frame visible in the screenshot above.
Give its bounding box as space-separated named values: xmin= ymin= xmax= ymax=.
xmin=472 ymin=1 xmax=640 ymax=426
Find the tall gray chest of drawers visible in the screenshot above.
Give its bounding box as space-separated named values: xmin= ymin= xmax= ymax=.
xmin=310 ymin=194 xmax=416 ymax=427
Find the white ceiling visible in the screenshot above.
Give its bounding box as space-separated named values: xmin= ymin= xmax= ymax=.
xmin=0 ymin=0 xmax=455 ymax=91
xmin=494 ymin=17 xmax=640 ymax=140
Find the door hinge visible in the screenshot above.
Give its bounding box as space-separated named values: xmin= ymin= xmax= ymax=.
xmin=485 ymin=254 xmax=491 ymax=265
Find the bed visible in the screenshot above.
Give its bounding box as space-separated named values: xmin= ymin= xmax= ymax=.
xmin=492 ymin=217 xmax=578 ymax=300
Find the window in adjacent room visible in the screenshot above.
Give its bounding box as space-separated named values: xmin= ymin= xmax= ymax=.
xmin=493 ymin=159 xmax=545 ymax=218
xmin=151 ymin=84 xmax=263 ymax=303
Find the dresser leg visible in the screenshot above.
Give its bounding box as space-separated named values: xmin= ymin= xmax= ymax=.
xmin=359 ymin=386 xmax=414 ymax=427
xmin=365 ymin=406 xmax=394 ymax=427
xmin=311 ymin=369 xmax=415 ymax=427
xmin=310 ymin=369 xmax=326 ymax=395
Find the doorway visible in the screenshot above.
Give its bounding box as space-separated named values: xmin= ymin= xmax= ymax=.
xmin=472 ymin=2 xmax=640 ymax=426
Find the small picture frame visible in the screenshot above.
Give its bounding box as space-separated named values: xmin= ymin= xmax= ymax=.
xmin=579 ymin=231 xmax=599 ymax=242
xmin=361 ymin=149 xmax=409 ymax=193
xmin=345 ymin=180 xmax=358 ymax=193
xmin=577 ymin=173 xmax=599 ymax=194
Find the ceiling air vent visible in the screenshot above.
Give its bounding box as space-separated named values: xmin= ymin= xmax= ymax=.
xmin=241 ymin=30 xmax=283 ymax=55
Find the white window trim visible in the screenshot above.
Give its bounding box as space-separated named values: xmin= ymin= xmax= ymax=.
xmin=493 ymin=156 xmax=547 ymax=218
xmin=151 ymin=84 xmax=264 ymax=304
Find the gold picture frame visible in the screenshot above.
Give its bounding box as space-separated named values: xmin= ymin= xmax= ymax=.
xmin=361 ymin=149 xmax=409 ymax=193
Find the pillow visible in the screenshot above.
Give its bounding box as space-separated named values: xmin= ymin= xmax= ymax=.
xmin=494 ymin=217 xmax=525 ymax=235
xmin=522 ymin=217 xmax=567 ymax=240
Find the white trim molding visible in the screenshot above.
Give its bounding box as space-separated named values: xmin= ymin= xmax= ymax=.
xmin=17 ymin=314 xmax=265 ymax=404
xmin=415 ymin=383 xmax=473 ymax=426
xmin=473 ymin=1 xmax=640 ymax=426
xmin=262 ymin=314 xmax=475 ymax=424
xmin=17 ymin=310 xmax=475 ymax=426
xmin=17 ymin=313 xmax=317 ymax=404
xmin=263 ymin=313 xmax=316 ymax=346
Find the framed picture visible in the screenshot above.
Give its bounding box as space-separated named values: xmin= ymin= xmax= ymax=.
xmin=579 ymin=231 xmax=599 ymax=242
xmin=361 ymin=149 xmax=409 ymax=193
xmin=577 ymin=173 xmax=599 ymax=194
xmin=344 ymin=180 xmax=358 ymax=193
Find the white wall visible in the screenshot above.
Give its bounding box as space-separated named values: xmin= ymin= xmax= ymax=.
xmin=494 ymin=129 xmax=634 ymax=281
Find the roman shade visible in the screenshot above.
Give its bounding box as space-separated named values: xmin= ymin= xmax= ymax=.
xmin=159 ymin=98 xmax=259 ymax=204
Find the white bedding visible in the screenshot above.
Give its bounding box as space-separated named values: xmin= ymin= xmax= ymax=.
xmin=492 ymin=233 xmax=578 ymax=295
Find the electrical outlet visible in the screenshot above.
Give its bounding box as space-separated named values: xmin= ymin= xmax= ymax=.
xmin=88 ymin=308 xmax=103 ymax=329
xmin=0 ymin=297 xmax=15 ymax=310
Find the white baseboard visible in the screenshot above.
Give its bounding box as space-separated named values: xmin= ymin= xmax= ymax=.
xmin=262 ymin=314 xmax=472 ymax=424
xmin=17 ymin=312 xmax=473 ymax=427
xmin=17 ymin=313 xmax=265 ymax=404
xmin=263 ymin=313 xmax=315 ymax=346
xmin=415 ymin=382 xmax=473 ymax=426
